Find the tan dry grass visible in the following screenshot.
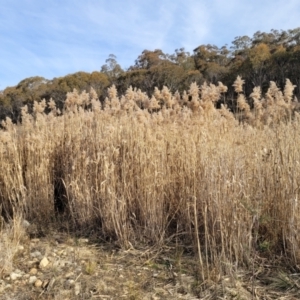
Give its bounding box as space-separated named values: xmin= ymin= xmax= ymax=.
xmin=1 ymin=78 xmax=300 ymax=283
xmin=0 ymin=213 xmax=28 ymax=276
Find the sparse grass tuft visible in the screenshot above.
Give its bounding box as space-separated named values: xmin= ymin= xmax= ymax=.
xmin=0 ymin=213 xmax=27 ymax=276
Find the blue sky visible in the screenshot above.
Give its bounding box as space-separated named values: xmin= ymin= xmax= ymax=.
xmin=1 ymin=0 xmax=300 ymax=89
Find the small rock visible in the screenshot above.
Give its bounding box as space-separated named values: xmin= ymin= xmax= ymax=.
xmin=22 ymin=220 xmax=30 ymax=228
xmin=74 ymin=282 xmax=81 ymax=295
xmin=30 ymin=251 xmax=42 ymax=258
xmin=10 ymin=272 xmax=22 ymax=281
xmin=29 ymin=268 xmax=38 ymax=275
xmin=20 ymin=279 xmax=28 ymax=286
xmin=18 ymin=245 xmax=25 ymax=251
xmin=31 ymin=238 xmax=40 ymax=243
xmin=39 ymin=257 xmax=49 ymax=268
xmin=78 ymin=238 xmax=88 ymax=243
xmin=28 ymin=276 xmax=37 ymax=284
xmin=34 ymin=279 xmax=43 ymax=288
xmin=65 ymin=279 xmax=75 ymax=288
xmin=65 ymin=272 xmax=74 ymax=279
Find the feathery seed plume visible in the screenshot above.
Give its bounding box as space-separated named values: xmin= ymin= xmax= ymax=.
xmin=233 ymin=76 xmax=245 ymax=93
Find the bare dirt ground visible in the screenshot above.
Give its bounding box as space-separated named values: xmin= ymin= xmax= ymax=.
xmin=1 ymin=228 xmax=300 ymax=300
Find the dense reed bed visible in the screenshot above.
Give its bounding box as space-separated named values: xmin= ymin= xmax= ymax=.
xmin=1 ymin=77 xmax=300 ymax=280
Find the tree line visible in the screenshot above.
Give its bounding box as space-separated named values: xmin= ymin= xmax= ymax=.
xmin=1 ymin=27 xmax=300 ymax=122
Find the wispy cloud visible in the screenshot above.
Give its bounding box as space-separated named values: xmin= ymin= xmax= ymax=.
xmin=0 ymin=0 xmax=300 ymax=89
xmin=178 ymin=0 xmax=211 ymax=52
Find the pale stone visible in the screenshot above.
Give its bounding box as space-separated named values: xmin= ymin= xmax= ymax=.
xmin=65 ymin=279 xmax=75 ymax=288
xmin=74 ymin=282 xmax=81 ymax=295
xmin=39 ymin=257 xmax=49 ymax=268
xmin=65 ymin=272 xmax=74 ymax=279
xmin=22 ymin=220 xmax=30 ymax=228
xmin=34 ymin=279 xmax=43 ymax=287
xmin=10 ymin=272 xmax=22 ymax=281
xmin=30 ymin=251 xmax=42 ymax=258
xmin=78 ymin=238 xmax=88 ymax=243
xmin=28 ymin=276 xmax=37 ymax=284
xmin=31 ymin=238 xmax=40 ymax=243
xmin=29 ymin=268 xmax=38 ymax=275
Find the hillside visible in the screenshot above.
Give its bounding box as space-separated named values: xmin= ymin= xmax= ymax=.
xmin=1 ymin=27 xmax=300 ymax=123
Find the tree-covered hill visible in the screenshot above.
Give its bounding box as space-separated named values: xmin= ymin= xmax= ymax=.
xmin=1 ymin=27 xmax=300 ymax=122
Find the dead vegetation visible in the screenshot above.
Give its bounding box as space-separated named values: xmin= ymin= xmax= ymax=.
xmin=1 ymin=77 xmax=300 ymax=298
